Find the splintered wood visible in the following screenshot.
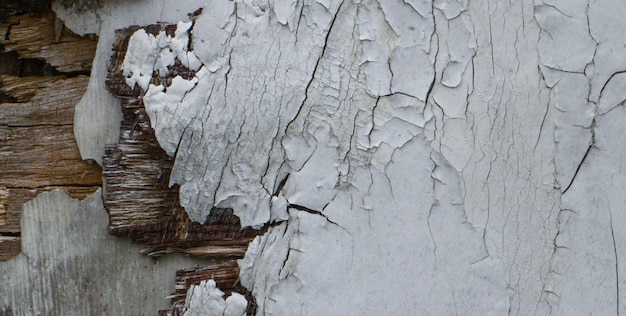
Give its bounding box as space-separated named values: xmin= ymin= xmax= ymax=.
xmin=105 ymin=22 xmax=263 ymax=312
xmin=104 ymin=23 xmax=261 ymax=259
xmin=0 ymin=10 xmax=100 ymax=261
xmin=102 ymin=100 xmax=258 ymax=258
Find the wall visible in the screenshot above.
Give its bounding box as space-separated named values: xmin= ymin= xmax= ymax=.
xmin=18 ymin=0 xmax=626 ymax=314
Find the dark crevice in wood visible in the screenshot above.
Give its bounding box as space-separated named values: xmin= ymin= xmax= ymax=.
xmin=1 ymin=11 xmax=98 ymax=74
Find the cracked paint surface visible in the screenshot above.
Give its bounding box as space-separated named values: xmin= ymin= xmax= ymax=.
xmin=54 ymin=0 xmax=626 ymax=314
xmin=536 ymin=1 xmax=626 ymax=314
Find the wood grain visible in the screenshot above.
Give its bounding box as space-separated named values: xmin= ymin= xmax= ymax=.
xmin=1 ymin=11 xmax=96 ymax=73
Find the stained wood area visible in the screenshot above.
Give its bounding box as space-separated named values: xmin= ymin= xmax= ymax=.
xmin=0 ymin=10 xmax=100 ymax=261
xmin=104 ymin=21 xmax=261 ymax=259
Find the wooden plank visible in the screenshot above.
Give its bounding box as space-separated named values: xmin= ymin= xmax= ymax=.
xmin=0 ymin=76 xmax=102 ymax=188
xmin=104 ymin=22 xmax=263 ymax=312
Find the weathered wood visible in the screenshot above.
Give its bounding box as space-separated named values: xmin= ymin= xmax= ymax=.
xmin=0 ymin=75 xmax=102 ymax=260
xmin=0 ymin=76 xmax=102 ymax=188
xmin=0 ymin=75 xmax=65 ymax=102
xmin=103 ymin=22 xmax=262 ymax=258
xmin=0 ymin=10 xmax=100 ymax=261
xmin=0 ymin=6 xmax=259 ymax=315
xmin=106 ymin=24 xmax=197 ymax=98
xmin=104 ymin=22 xmax=265 ymax=312
xmin=0 ymin=52 xmax=53 ymax=80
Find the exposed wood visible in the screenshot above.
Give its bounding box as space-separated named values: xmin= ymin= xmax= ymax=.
xmin=0 ymin=75 xmax=65 ymax=102
xmin=104 ymin=22 xmax=261 ymax=258
xmin=0 ymin=77 xmax=101 ymax=188
xmin=0 ymin=11 xmax=96 ymax=73
xmin=106 ymin=24 xmax=197 ymax=99
xmin=1 ymin=8 xmax=260 ymax=313
xmin=0 ymin=76 xmax=102 ymax=260
xmin=0 ymin=10 xmax=100 ymax=262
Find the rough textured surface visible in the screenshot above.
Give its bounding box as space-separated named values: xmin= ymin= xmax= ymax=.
xmin=47 ymin=0 xmax=626 ymax=314
xmin=535 ymin=1 xmax=626 ymax=314
xmin=0 ymin=190 xmax=210 ymax=315
xmin=0 ymin=7 xmax=254 ymax=316
xmin=102 ymin=26 xmax=262 ymax=259
xmin=0 ymin=0 xmax=51 ymax=25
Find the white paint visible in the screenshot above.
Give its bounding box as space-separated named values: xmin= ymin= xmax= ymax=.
xmin=53 ymin=0 xmax=216 ymax=165
xmin=123 ymin=29 xmax=159 ymax=90
xmin=143 ymin=75 xmax=199 ymax=155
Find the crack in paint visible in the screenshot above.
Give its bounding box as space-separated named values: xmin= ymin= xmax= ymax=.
xmin=609 ymin=207 xmax=620 ymax=316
